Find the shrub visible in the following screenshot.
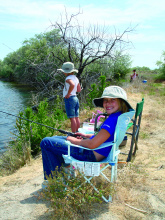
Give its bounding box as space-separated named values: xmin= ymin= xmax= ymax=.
xmin=13 ymin=99 xmax=67 ymax=156
xmin=40 ymin=167 xmax=114 ymax=219
xmin=86 ymin=75 xmax=109 ymax=108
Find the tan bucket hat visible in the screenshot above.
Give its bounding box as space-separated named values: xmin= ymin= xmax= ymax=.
xmin=93 ymin=86 xmax=133 ymax=110
xmin=57 ymin=62 xmax=78 ymax=74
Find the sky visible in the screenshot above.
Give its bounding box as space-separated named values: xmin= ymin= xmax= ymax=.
xmin=0 ymin=0 xmax=165 ymax=70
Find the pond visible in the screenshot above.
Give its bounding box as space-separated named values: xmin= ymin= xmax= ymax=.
xmin=0 ymin=80 xmax=34 ymax=154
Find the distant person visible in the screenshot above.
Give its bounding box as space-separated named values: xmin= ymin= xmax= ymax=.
xmin=58 ymin=62 xmax=81 ymax=133
xmin=130 ymin=69 xmax=138 ymax=82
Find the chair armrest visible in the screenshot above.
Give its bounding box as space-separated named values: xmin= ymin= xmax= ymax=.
xmin=65 ymin=140 xmax=114 ymax=150
xmin=65 ymin=140 xmax=88 ymax=150
xmin=64 ymin=140 xmax=115 ymax=157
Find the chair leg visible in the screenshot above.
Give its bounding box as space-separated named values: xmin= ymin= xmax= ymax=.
xmin=127 ymin=140 xmax=134 ymax=162
xmin=127 ymin=132 xmax=138 ymax=162
xmin=83 ymin=175 xmax=112 ymax=203
xmin=115 ymin=163 xmax=118 ymax=181
xmin=111 ymin=166 xmax=116 ymax=182
xmin=109 ymin=163 xmax=118 ymax=182
xmin=69 ymin=165 xmax=113 ymax=203
xmin=133 ymin=137 xmax=138 ymax=155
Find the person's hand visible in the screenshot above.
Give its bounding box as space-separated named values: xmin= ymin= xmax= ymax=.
xmin=66 ymin=136 xmax=79 ymax=143
xmin=75 ymin=136 xmax=83 ymax=139
xmin=67 ymin=133 xmax=84 ymax=141
xmin=65 ymin=93 xmax=70 ymax=99
xmin=75 ymin=132 xmax=86 ymax=137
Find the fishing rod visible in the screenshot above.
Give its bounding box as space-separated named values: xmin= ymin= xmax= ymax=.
xmin=0 ymin=110 xmax=79 ymax=138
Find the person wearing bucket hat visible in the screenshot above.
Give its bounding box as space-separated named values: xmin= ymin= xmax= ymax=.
xmin=57 ymin=62 xmax=81 ymax=133
xmin=40 ymin=85 xmax=134 ymax=181
xmin=57 ymin=62 xmax=78 ymax=74
xmin=92 ymin=86 xmax=133 ymax=110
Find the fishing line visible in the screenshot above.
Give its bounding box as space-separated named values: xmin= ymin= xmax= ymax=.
xmin=0 ymin=110 xmax=79 ymax=137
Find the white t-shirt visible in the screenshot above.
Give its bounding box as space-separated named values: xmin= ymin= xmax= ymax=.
xmin=63 ymin=75 xmax=79 ymax=97
xmin=132 ymin=73 xmax=137 ymax=80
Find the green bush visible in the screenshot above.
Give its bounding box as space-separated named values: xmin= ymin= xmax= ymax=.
xmin=86 ymin=75 xmax=109 ymax=108
xmin=14 ymin=99 xmax=67 ymax=156
xmin=40 ymin=167 xmax=114 ymax=220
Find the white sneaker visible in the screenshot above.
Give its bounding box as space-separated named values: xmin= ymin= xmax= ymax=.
xmin=64 ymin=167 xmax=77 ymax=178
xmin=42 ymin=180 xmax=48 ymax=190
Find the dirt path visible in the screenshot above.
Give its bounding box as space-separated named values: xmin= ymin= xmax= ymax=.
xmin=0 ymin=89 xmax=165 ymax=220
xmin=0 ymin=156 xmax=50 ymax=220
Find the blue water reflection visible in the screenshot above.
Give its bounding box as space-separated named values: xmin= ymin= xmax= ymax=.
xmin=0 ymin=81 xmax=33 ymax=153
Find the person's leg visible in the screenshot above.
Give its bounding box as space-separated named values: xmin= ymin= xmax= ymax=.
xmin=63 ymin=147 xmax=98 ymax=178
xmin=64 ymin=96 xmax=80 ymax=132
xmin=70 ymin=117 xmax=77 ymax=133
xmin=40 ymin=135 xmax=97 ymax=179
xmin=70 ymin=148 xmax=97 ymax=162
xmin=75 ymin=117 xmax=80 ymax=131
xmin=40 ymin=136 xmax=68 ymax=179
xmin=75 ymin=97 xmax=80 ymax=131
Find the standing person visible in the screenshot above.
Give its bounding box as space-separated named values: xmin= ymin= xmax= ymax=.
xmin=130 ymin=69 xmax=138 ymax=82
xmin=58 ymin=62 xmax=81 ymax=133
xmin=40 ymin=86 xmax=134 ymax=180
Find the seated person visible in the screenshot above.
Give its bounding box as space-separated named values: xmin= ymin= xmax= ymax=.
xmin=40 ymin=86 xmax=133 ymax=180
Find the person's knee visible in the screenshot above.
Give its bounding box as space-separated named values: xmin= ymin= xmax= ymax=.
xmin=70 ymin=117 xmax=75 ymax=120
xmin=40 ymin=137 xmax=50 ymax=148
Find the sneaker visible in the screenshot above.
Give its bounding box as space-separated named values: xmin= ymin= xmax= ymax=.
xmin=70 ymin=167 xmax=77 ymax=178
xmin=42 ymin=180 xmax=49 ymax=190
xmin=64 ymin=167 xmax=77 ymax=178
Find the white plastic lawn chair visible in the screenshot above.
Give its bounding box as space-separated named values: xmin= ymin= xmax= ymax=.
xmin=63 ymin=110 xmax=135 ymax=202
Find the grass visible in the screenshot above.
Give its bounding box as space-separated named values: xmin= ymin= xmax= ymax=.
xmin=0 ymin=140 xmax=31 ymax=176
xmin=140 ymin=131 xmax=150 ymax=139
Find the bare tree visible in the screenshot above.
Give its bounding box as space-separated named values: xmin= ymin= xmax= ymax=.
xmin=28 ymin=9 xmax=135 ymax=106
xmin=50 ymin=9 xmax=135 ymax=79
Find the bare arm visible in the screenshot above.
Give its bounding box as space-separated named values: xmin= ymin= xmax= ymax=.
xmin=65 ymin=79 xmax=75 ymax=99
xmin=77 ymin=83 xmax=81 ymax=93
xmin=74 ymin=132 xmax=93 ymax=139
xmin=67 ymin=129 xmax=110 ymax=149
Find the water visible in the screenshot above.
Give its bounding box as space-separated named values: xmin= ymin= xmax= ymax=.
xmin=0 ymin=81 xmax=34 ymax=154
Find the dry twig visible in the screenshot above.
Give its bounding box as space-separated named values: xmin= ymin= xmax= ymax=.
xmin=125 ymin=203 xmax=148 ymax=214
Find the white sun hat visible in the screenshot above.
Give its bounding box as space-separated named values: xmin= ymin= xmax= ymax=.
xmin=93 ymin=86 xmax=133 ymax=110
xmin=57 ymin=62 xmax=78 ymax=73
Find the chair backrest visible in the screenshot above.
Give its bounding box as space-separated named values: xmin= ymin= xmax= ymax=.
xmin=126 ymin=98 xmax=144 ymax=162
xmin=107 ymin=109 xmax=135 ymax=162
xmin=126 ymin=98 xmax=144 ymax=130
xmin=135 ymin=98 xmax=144 ymax=118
